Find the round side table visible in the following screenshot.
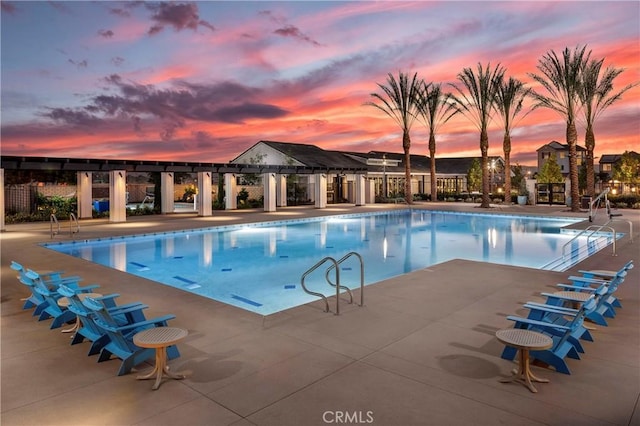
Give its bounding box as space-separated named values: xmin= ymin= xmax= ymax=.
xmin=496 ymin=328 xmax=553 ymax=393
xmin=133 ymin=327 xmax=188 ymax=390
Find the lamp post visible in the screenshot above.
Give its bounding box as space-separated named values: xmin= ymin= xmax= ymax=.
xmin=489 ymin=159 xmax=496 ymax=195
xmin=382 ymin=154 xmax=388 ymax=198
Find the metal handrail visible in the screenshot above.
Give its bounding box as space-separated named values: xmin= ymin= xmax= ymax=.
xmin=325 ymin=251 xmax=364 ymax=308
xmin=50 ymin=214 xmax=60 ymax=238
xmin=301 ymin=257 xmax=339 ymax=314
xmin=562 ymin=225 xmax=617 ymax=258
xmin=589 ymin=188 xmax=610 ymax=222
xmin=69 ymin=213 xmax=79 ymax=236
xmin=606 ymin=218 xmax=633 ymax=243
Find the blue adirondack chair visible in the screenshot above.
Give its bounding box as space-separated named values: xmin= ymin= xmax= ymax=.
xmin=579 ymin=259 xmax=633 ymax=283
xmin=11 ymin=261 xmax=82 ymax=316
xmin=57 ymin=284 xmax=147 ymax=356
xmin=520 ymin=286 xmax=606 ymax=354
xmin=27 ymin=270 xmax=99 ymax=329
xmin=501 ymin=297 xmax=596 ymax=375
xmin=567 ymin=263 xmax=631 ymax=312
xmin=552 ymin=279 xmax=620 ymax=326
xmin=82 ymin=296 xmax=180 ymax=376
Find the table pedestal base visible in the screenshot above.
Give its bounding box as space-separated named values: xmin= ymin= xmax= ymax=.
xmin=500 ymin=348 xmax=549 ymax=393
xmin=137 ymin=346 xmax=185 ymax=390
xmin=61 ymin=319 xmax=80 ymax=334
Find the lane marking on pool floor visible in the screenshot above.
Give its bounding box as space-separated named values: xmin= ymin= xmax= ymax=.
xmin=173 ymin=276 xmax=201 ymax=289
xmin=231 ymin=294 xmax=262 ymax=307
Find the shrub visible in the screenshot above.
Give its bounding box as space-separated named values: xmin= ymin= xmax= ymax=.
xmin=608 ymin=194 xmax=640 ymax=209
xmin=34 ymin=193 xmax=77 ymax=220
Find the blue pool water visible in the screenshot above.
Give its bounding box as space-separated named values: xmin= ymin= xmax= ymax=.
xmin=43 ymin=210 xmax=617 ymax=315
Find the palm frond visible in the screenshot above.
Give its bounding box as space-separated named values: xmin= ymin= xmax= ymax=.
xmin=449 ymin=62 xmax=505 ymax=132
xmin=365 ymin=71 xmax=421 ymax=132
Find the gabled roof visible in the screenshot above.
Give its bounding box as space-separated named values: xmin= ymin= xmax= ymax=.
xmin=600 ymin=151 xmax=640 ymax=164
xmin=231 ymin=141 xmax=510 ymax=176
xmin=600 ymin=154 xmax=623 ymax=164
xmin=537 ymin=140 xmax=586 ymax=152
xmin=256 ymin=140 xmax=365 ymax=169
xmin=434 ymin=156 xmax=503 ymax=174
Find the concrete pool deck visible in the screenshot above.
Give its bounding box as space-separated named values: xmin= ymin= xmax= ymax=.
xmin=1 ymin=203 xmax=639 ymax=426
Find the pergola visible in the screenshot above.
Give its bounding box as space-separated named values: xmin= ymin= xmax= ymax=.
xmin=0 ymin=156 xmax=369 ymax=230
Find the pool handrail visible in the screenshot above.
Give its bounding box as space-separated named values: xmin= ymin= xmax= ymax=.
xmin=50 ymin=214 xmax=60 ymax=238
xmin=301 ymin=256 xmax=339 ymax=314
xmin=325 ymin=251 xmax=364 ymax=308
xmin=562 ymin=225 xmax=617 ymax=259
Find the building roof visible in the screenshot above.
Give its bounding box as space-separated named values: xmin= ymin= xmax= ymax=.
xmin=253 ymin=140 xmax=366 ymax=169
xmin=342 ymin=151 xmax=429 ymax=174
xmin=537 ymin=140 xmax=586 ymax=152
xmin=600 ymin=151 xmax=640 ymax=164
xmin=434 ymin=156 xmax=503 ymax=175
xmin=235 ymin=141 xmax=505 ymax=176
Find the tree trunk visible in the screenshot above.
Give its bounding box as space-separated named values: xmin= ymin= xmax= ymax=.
xmin=403 ymin=130 xmax=412 ymax=204
xmin=480 ymin=129 xmax=491 ymax=208
xmin=567 ymin=122 xmax=580 ymax=212
xmin=503 ymin=132 xmax=511 ymax=205
xmin=585 ymin=124 xmax=596 ymax=197
xmin=429 ymin=132 xmax=437 ymax=202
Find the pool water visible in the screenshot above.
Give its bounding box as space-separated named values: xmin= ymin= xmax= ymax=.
xmin=43 ymin=210 xmax=617 ymax=315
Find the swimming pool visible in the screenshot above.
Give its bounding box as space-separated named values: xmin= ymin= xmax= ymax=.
xmin=43 ymin=210 xmax=617 ymax=315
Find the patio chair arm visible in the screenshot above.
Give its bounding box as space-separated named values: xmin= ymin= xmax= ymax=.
xmin=523 ymin=302 xmax=578 ymax=316
xmin=111 ymin=315 xmax=176 ymax=332
xmin=567 ymin=276 xmax=609 ymax=285
xmin=49 ymin=275 xmax=83 ymax=283
xmin=107 ymin=302 xmax=147 ymax=314
xmin=104 ymin=304 xmax=150 ymax=316
xmin=39 ymin=270 xmax=66 ymax=279
xmin=76 ymin=284 xmax=101 ymax=293
xmin=506 ymin=315 xmax=570 ymax=331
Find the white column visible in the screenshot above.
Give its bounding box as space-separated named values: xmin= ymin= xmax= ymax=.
xmin=355 ymin=174 xmax=366 ymax=206
xmin=314 ymin=173 xmax=327 ymax=208
xmin=109 ymin=170 xmax=127 ymax=222
xmin=365 ymin=179 xmax=376 ymax=204
xmin=276 ymin=174 xmax=288 ymax=207
xmin=263 ymin=172 xmax=277 ymax=212
xmin=0 ymin=168 xmax=4 ymax=231
xmin=77 ymin=172 xmax=93 ymax=219
xmin=197 ymin=171 xmax=212 ymax=216
xmin=224 ymin=173 xmax=237 ymax=210
xmin=161 ymin=172 xmax=175 ymax=214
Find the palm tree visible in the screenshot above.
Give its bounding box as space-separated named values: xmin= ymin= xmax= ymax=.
xmin=449 ymin=63 xmax=505 ymax=208
xmin=579 ymin=58 xmax=637 ymax=197
xmin=366 ymin=72 xmax=421 ymax=203
xmin=494 ymin=76 xmax=531 ymax=205
xmin=529 ymin=45 xmax=591 ymax=212
xmin=416 ymin=81 xmax=458 ymax=202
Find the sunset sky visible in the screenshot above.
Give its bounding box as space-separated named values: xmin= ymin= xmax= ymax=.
xmin=1 ymin=1 xmax=638 ymax=166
